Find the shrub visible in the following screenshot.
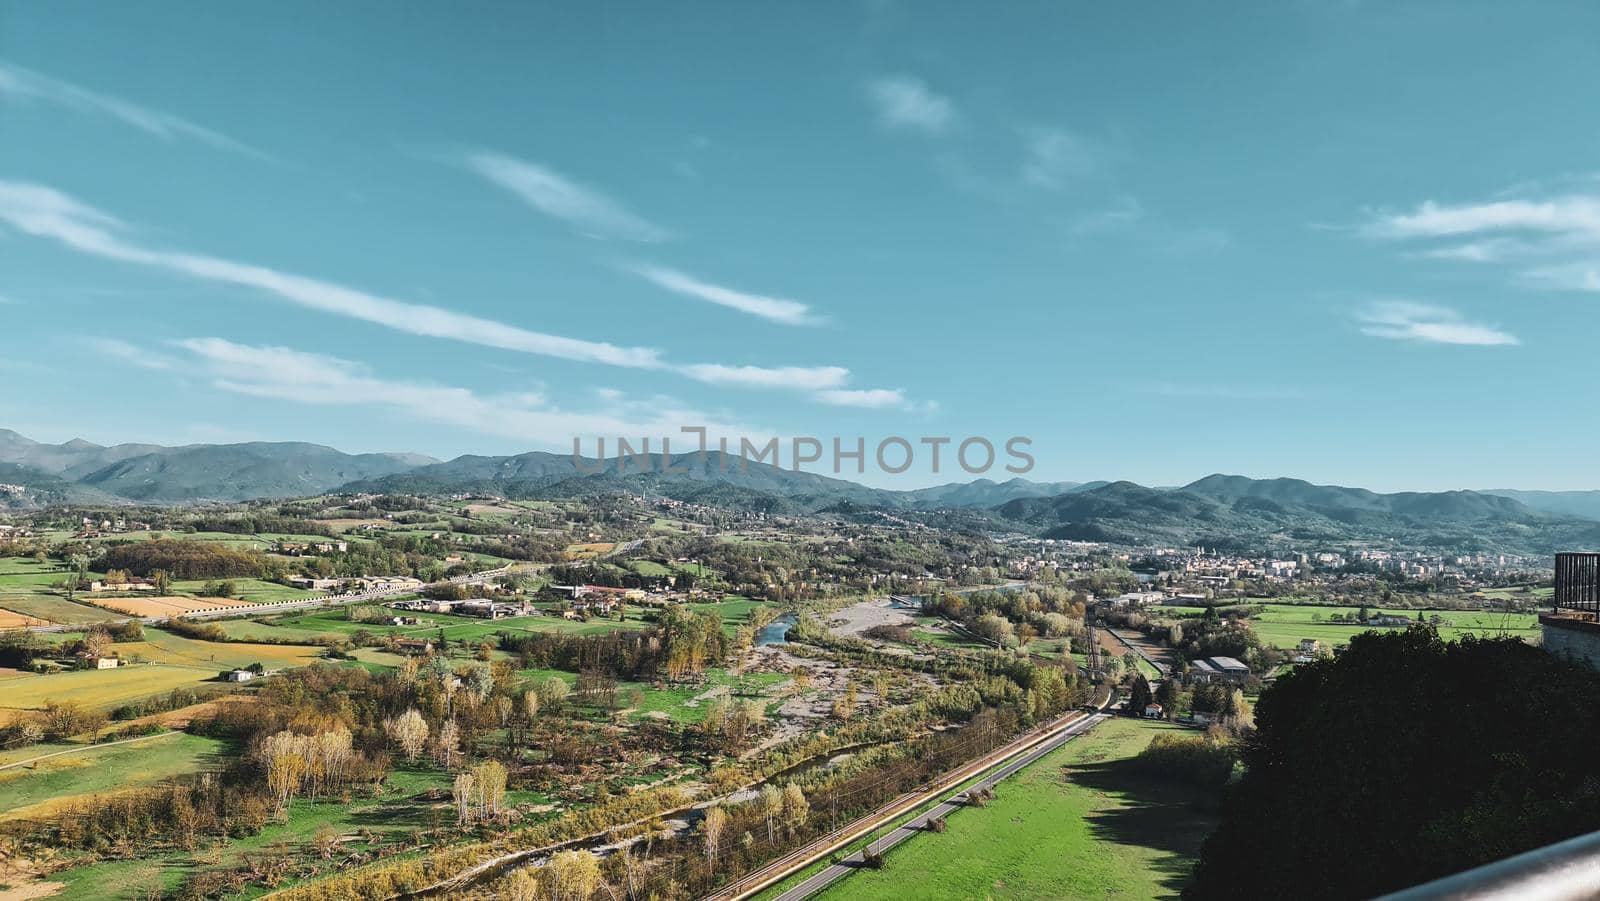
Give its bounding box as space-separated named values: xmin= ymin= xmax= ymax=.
xmin=1130 ymin=733 xmax=1238 ymax=789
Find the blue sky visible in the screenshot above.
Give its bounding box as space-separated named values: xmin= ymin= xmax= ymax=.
xmin=3 ymin=1 xmax=1600 ymax=491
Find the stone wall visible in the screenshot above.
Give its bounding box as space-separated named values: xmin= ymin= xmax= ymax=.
xmin=1541 ymin=616 xmax=1600 ymax=671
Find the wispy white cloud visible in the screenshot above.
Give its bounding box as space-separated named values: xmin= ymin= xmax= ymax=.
xmin=0 ymin=60 xmax=268 ymax=159
xmin=1365 ymin=190 xmax=1600 ymax=293
xmin=0 ymin=181 xmax=664 ymax=369
xmin=173 ymin=337 xmax=764 ymax=450
xmin=465 ymin=151 xmax=669 ymax=243
xmin=629 ymin=263 xmax=821 ymax=326
xmin=812 ymin=388 xmax=907 ymax=409
xmin=1020 ymin=127 xmax=1096 ymax=190
xmin=1354 ymin=300 xmax=1518 ymax=346
xmin=681 ymin=364 xmax=850 ymax=391
xmin=1366 ymin=197 xmax=1600 ymax=242
xmin=85 ymin=337 xmax=177 ymax=370
xmin=866 ymin=75 xmax=956 ymax=134
xmin=1 ymin=181 xmax=912 ymax=406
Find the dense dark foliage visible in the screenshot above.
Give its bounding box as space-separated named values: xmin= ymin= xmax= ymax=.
xmin=98 ymin=538 xmax=264 ymax=579
xmin=1188 ymin=628 xmax=1600 ymax=900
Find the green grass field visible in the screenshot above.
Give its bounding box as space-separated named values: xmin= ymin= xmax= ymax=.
xmin=215 ymin=617 xmax=340 ymax=642
xmin=0 ymin=666 xmax=230 ymax=719
xmin=616 ymin=668 xmax=789 ymax=724
xmin=44 ymin=762 xmax=458 ymax=900
xmin=0 ymin=594 xmax=124 ymax=625
xmin=809 ymin=718 xmax=1215 ymax=900
xmin=121 ymin=627 xmax=326 ymax=670
xmin=0 ymin=629 xmax=324 ymax=718
xmin=0 ymin=732 xmax=227 ymax=821
xmin=0 ymin=560 xmax=120 ymax=625
xmin=349 ymin=648 xmax=408 ymax=670
xmin=912 ymin=627 xmax=987 ymax=650
xmin=1154 ymin=602 xmax=1539 ymax=651
xmin=627 ymin=559 xmax=674 ymax=577
xmin=689 ymin=596 xmax=775 ymax=636
xmin=169 ymin=577 xmax=313 ymax=603
xmin=266 ymin=607 xmax=462 ymax=635
xmin=219 ymin=606 xmax=656 ymax=646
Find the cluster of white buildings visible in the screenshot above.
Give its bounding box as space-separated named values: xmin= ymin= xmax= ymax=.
xmin=286 ymin=575 xmax=425 ymax=592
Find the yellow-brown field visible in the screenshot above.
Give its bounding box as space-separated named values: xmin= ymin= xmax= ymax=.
xmin=87 ymin=595 xmax=255 ymax=617
xmin=0 ymin=667 xmax=221 ymax=722
xmin=0 ymin=633 xmax=322 ymax=720
xmin=0 ymin=608 xmax=49 ymax=630
xmin=565 ymin=542 xmax=617 ymax=559
xmin=119 ymin=631 xmax=324 ymax=669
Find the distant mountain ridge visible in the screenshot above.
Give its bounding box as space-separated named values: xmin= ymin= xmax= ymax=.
xmin=0 ymin=462 xmax=124 ymax=510
xmin=0 ymin=430 xmax=1086 ymax=509
xmin=0 ymin=430 xmax=1595 ymax=555
xmin=995 ymin=474 xmax=1600 ymax=555
xmin=1481 ymin=489 xmax=1600 ymax=522
xmin=0 ymin=430 xmax=436 ymax=505
xmin=340 ymin=449 xmax=1087 ymax=510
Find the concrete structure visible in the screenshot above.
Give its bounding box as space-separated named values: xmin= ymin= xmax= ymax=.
xmin=88 ymin=579 xmax=156 ymax=592
xmin=1542 ymin=552 xmax=1600 ymax=671
xmin=1190 ymin=656 xmax=1250 ymax=684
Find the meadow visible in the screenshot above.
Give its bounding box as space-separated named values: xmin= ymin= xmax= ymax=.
xmin=0 ymin=666 xmax=229 ymax=720
xmin=617 ymin=668 xmax=790 ymax=724
xmin=806 ymin=718 xmax=1215 ymax=900
xmin=169 ymin=577 xmax=314 ymax=603
xmin=1153 ymin=602 xmax=1540 ymax=650
xmin=119 ymin=627 xmax=326 ymax=670
xmin=0 ymin=731 xmax=227 ymax=822
xmin=0 ymin=558 xmax=118 ymax=625
xmin=0 ymin=628 xmax=325 ymax=718
xmin=43 ymin=764 xmax=460 ymax=901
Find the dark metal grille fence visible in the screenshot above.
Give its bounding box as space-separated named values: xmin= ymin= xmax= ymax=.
xmin=1555 ymin=552 xmax=1600 ymax=617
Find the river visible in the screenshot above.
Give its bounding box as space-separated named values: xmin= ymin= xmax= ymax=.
xmin=756 ymin=613 xmax=796 ymax=646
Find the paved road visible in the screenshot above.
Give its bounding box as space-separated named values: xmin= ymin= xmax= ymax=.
xmin=767 ymin=713 xmax=1110 ymax=901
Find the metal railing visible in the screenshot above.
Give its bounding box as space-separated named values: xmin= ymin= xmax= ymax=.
xmin=1555 ymin=552 xmax=1600 ymax=617
xmin=1380 ymin=829 xmax=1600 ymax=900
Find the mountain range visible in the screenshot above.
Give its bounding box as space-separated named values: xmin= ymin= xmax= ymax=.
xmin=0 ymin=430 xmax=434 ymax=506
xmin=0 ymin=429 xmax=1596 ymax=554
xmin=340 ymin=448 xmax=1090 ymax=511
xmin=995 ymin=475 xmax=1598 ymax=554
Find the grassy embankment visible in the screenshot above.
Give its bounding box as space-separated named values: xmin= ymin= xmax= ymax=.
xmin=800 ymin=717 xmax=1216 ymax=900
